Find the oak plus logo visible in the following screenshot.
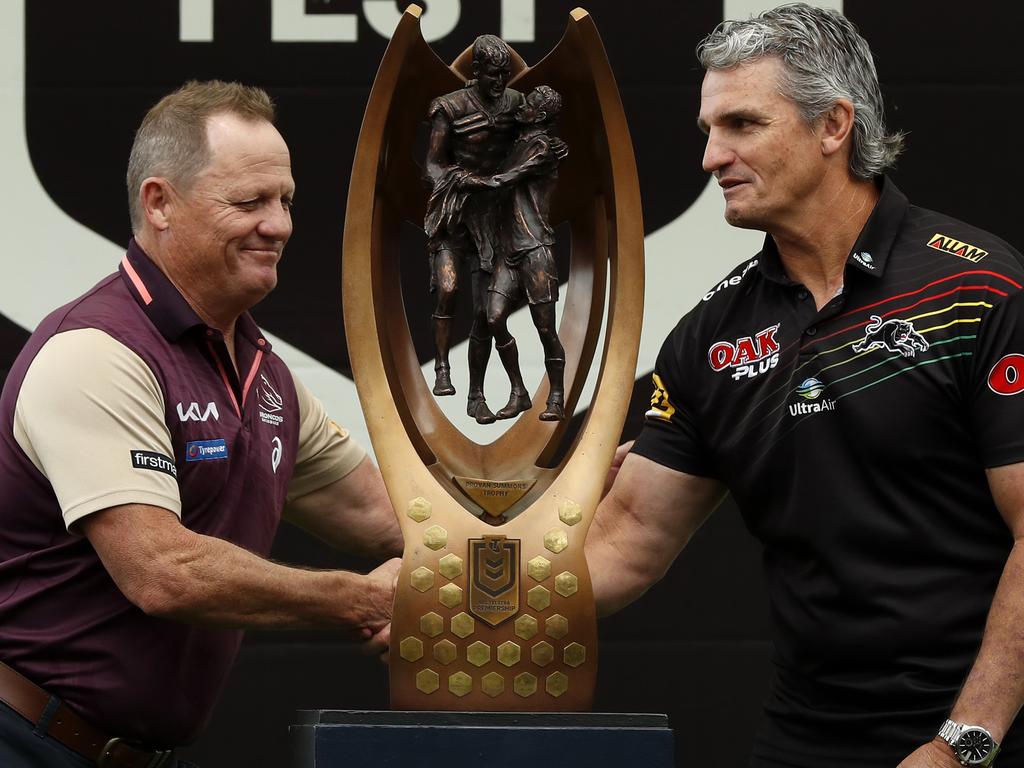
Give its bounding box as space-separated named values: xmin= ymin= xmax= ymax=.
xmin=258 ymin=374 xmax=285 ymax=426
xmin=707 ymin=323 xmax=781 ymax=381
xmin=177 ymin=401 xmax=219 ymax=422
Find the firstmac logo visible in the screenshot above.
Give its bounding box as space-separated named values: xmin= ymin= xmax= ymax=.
xmin=177 ymin=401 xmax=220 ymax=422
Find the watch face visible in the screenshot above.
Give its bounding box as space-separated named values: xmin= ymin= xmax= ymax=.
xmin=956 ymin=728 xmax=994 ymax=764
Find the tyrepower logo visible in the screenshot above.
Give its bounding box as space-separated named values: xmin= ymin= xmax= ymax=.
xmin=185 ymin=439 xmax=229 ymax=462
xmin=708 ymin=324 xmax=781 ymax=381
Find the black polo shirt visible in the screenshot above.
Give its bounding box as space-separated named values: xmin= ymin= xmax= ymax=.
xmin=634 ymin=179 xmax=1024 ymax=766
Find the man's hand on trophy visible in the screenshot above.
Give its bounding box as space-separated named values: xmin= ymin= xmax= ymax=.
xmin=362 ymin=622 xmax=392 ymax=663
xmin=360 ymin=556 xmax=401 ymax=638
xmin=550 ymin=137 xmax=569 ymax=160
xmin=603 ymin=440 xmax=635 ymax=498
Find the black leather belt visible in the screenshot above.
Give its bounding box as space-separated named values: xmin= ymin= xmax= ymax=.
xmin=0 ymin=661 xmax=173 ymax=768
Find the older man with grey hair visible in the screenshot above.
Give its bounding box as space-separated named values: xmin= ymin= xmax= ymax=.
xmin=588 ymin=4 xmax=1024 ymax=767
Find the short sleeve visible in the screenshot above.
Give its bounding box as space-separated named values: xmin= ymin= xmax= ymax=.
xmin=285 ymin=372 xmax=367 ymax=501
xmin=631 ymin=324 xmax=718 ymax=478
xmin=969 ymin=288 xmax=1024 ymax=467
xmin=13 ymin=328 xmax=181 ymax=530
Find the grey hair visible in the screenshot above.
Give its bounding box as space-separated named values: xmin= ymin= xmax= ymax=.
xmin=696 ymin=3 xmax=904 ymax=179
xmin=126 ymin=80 xmax=275 ymax=232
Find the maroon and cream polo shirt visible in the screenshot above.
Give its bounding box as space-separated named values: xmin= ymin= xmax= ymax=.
xmin=0 ymin=239 xmax=364 ymax=747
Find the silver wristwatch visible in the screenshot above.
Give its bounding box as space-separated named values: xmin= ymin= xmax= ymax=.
xmin=938 ymin=719 xmax=1000 ymax=766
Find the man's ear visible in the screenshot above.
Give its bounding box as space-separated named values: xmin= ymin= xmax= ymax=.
xmin=821 ymin=98 xmax=856 ymax=158
xmin=139 ymin=177 xmax=173 ymax=231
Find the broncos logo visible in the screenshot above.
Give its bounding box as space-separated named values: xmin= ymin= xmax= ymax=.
xmin=852 ymin=315 xmax=930 ymax=358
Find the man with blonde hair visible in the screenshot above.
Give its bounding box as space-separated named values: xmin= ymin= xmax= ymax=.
xmin=0 ymin=80 xmax=402 ymax=767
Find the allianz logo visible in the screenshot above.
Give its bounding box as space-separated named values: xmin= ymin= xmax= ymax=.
xmin=789 ymin=378 xmax=837 ymax=416
xmin=177 ymin=401 xmax=219 ymax=422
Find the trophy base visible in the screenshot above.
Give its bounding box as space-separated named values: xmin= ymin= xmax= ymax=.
xmin=289 ymin=710 xmax=674 ymax=767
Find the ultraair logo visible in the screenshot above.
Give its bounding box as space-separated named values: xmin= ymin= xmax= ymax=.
xmin=927 ymin=233 xmax=988 ymax=263
xmin=789 ymin=377 xmax=837 ymax=416
xmin=852 ymin=251 xmax=875 ymax=270
xmin=185 ymin=439 xmax=229 ymax=462
xmin=707 ymin=323 xmax=781 ymax=381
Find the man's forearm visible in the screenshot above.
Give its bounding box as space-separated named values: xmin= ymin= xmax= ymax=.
xmin=146 ymin=531 xmax=394 ymax=631
xmin=947 ymin=539 xmax=1024 ymax=741
xmin=83 ymin=504 xmax=396 ymax=632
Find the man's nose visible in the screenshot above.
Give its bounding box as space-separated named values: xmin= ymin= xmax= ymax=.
xmin=259 ymin=202 xmax=292 ymax=241
xmin=702 ymin=130 xmax=731 ymax=174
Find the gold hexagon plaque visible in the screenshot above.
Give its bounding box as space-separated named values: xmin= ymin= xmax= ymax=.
xmin=420 ymin=612 xmax=444 ymax=638
xmin=399 ymin=636 xmax=424 ymax=662
xmin=449 ymin=671 xmax=473 ymax=697
xmin=423 ymin=525 xmax=448 ymax=551
xmin=433 ymin=639 xmax=457 ymax=666
xmin=481 ymin=672 xmax=505 ymax=698
xmin=545 ymin=614 xmax=569 ymax=639
xmin=514 ymin=672 xmax=538 ymax=698
xmin=544 ymin=529 xmax=568 ymax=555
xmin=407 ymin=497 xmax=432 ymax=523
xmin=527 ymin=586 xmax=551 ymax=612
xmin=564 ymin=642 xmax=587 ymax=668
xmin=416 ymin=668 xmax=439 ymax=694
xmin=438 ymin=583 xmax=463 ymax=609
xmin=466 ymin=641 xmax=491 ymax=667
xmin=438 ymin=553 xmax=463 ymax=580
xmin=527 ymin=556 xmax=551 ymax=582
xmin=409 ymin=566 xmax=433 ymax=593
xmin=531 ymin=641 xmax=554 ymax=667
xmin=450 ymin=612 xmax=475 ymax=639
xmin=497 ymin=641 xmax=522 ymax=667
xmin=558 ymin=500 xmax=583 ymax=526
xmin=345 ymin=5 xmax=643 ymax=710
xmin=546 ymin=671 xmax=569 ymax=698
xmin=514 ymin=615 xmax=539 ymax=641
xmin=554 ymin=571 xmax=579 ymax=598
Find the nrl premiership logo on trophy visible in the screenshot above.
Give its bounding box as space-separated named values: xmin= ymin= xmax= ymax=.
xmin=469 ymin=535 xmax=520 ymax=626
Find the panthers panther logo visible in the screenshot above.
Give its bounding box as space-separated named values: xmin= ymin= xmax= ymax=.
xmin=852 ymin=315 xmax=930 ymax=358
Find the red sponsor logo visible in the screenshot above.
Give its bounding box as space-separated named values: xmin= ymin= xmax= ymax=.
xmin=708 ymin=324 xmax=782 ymax=381
xmin=988 ymin=354 xmax=1024 ymax=396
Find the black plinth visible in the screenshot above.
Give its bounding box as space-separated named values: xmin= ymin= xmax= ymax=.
xmin=289 ymin=710 xmax=674 ymax=767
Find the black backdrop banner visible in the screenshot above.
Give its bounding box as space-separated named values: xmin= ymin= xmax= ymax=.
xmin=3 ymin=1 xmax=1023 ymax=765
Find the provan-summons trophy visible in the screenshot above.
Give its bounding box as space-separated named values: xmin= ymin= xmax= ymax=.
xmin=343 ymin=6 xmax=643 ymax=710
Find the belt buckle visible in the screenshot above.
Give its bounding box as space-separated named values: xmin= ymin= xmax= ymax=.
xmin=97 ymin=737 xmax=173 ymax=768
